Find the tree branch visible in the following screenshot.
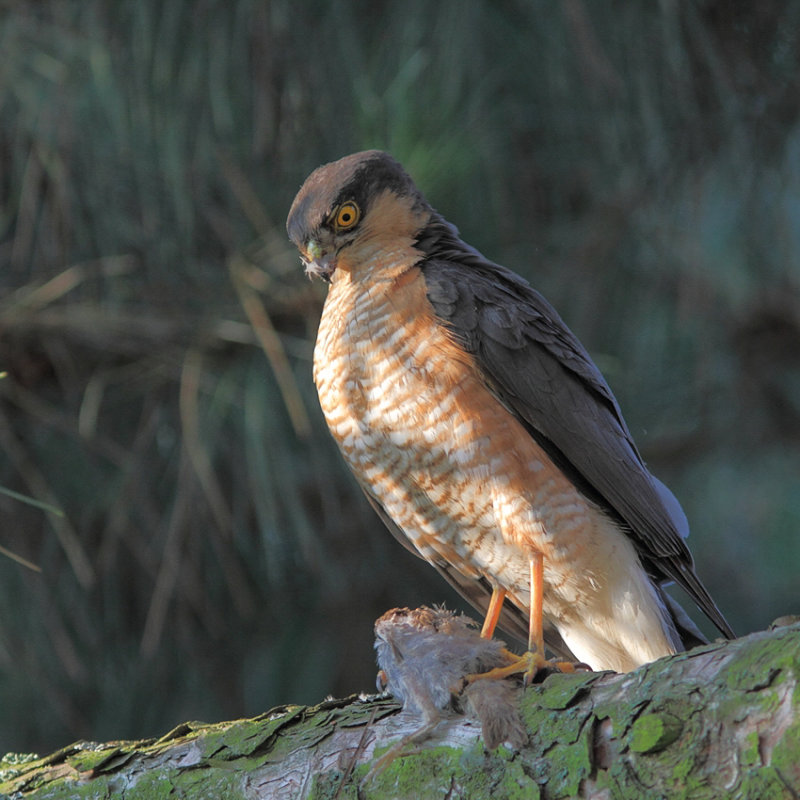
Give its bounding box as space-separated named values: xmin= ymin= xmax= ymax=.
xmin=2 ymin=621 xmax=799 ymax=799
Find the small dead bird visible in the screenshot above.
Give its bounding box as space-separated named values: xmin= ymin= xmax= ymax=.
xmin=374 ymin=606 xmax=529 ymax=754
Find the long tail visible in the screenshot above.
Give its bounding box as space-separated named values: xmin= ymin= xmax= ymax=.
xmin=660 ymin=589 xmax=710 ymax=650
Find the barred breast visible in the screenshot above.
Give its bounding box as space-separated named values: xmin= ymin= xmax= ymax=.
xmin=313 ymin=264 xmax=677 ymax=672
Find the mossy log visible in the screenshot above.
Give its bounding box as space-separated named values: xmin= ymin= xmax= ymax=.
xmin=2 ymin=622 xmax=799 ymax=800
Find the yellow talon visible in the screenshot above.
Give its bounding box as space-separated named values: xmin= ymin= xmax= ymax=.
xmin=465 ymin=647 xmax=586 ymax=686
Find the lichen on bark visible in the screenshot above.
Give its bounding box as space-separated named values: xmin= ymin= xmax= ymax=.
xmin=2 ymin=622 xmax=799 ymax=799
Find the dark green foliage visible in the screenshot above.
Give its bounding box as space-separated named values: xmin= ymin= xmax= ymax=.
xmin=1 ymin=0 xmax=799 ymax=755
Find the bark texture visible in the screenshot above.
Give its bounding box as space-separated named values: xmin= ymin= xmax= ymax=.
xmin=2 ymin=622 xmax=799 ymax=800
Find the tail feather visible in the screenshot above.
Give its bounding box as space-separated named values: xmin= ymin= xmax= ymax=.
xmin=660 ymin=590 xmax=709 ymax=651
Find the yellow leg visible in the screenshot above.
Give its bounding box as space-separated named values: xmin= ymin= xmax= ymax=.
xmin=529 ymin=551 xmax=544 ymax=656
xmin=481 ymin=586 xmax=507 ymax=639
xmin=467 ymin=553 xmax=588 ymax=686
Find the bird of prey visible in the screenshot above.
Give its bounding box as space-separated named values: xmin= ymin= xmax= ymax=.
xmin=286 ymin=150 xmax=734 ymax=676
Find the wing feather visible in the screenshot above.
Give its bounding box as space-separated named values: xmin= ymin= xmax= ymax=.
xmin=422 ymin=250 xmax=734 ymax=640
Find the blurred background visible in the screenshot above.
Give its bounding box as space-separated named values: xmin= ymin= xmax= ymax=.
xmin=1 ymin=0 xmax=799 ymax=756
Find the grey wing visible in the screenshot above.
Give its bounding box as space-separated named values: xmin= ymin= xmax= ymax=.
xmin=424 ymin=258 xmax=734 ymax=640
xmin=357 ymin=478 xmax=576 ymax=659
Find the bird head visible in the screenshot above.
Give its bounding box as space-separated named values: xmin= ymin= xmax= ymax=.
xmin=286 ymin=151 xmax=431 ymax=283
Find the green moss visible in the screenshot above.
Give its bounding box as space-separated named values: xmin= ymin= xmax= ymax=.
xmin=0 ymin=752 xmax=41 ymax=786
xmin=197 ymin=721 xmax=265 ymax=760
xmin=65 ymin=747 xmax=124 ymax=774
xmin=6 ymin=632 xmax=800 ymax=799
xmin=592 ymin=676 xmax=654 ymax=740
xmin=557 ymin=724 xmax=595 ymax=797
xmin=324 ymin=736 xmax=546 ymax=800
xmin=537 ymin=672 xmax=604 ymax=710
xmin=171 ymin=768 xmax=245 ymax=796
xmin=308 ymin=769 xmax=360 ymax=800
xmin=723 ymin=634 xmax=794 ymax=694
xmin=520 ymin=698 xmax=587 ymax=750
xmin=196 ymin=707 xmax=306 ymax=760
xmin=771 ymin=717 xmax=800 ymax=788
xmin=740 ymin=731 xmax=762 ymax=768
xmin=121 ymin=773 xmax=177 ymax=799
xmin=518 ymin=693 xmax=552 ymax=733
xmin=366 ymin=744 xmax=463 ymax=796
xmin=734 ymin=766 xmax=796 ymax=800
xmin=491 ymin=759 xmax=541 ymax=800
xmin=669 ymin=748 xmax=693 ymax=782
xmin=629 ymin=712 xmax=683 ymax=754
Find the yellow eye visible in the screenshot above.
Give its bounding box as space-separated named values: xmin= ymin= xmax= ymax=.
xmin=334 ymin=201 xmax=360 ymax=230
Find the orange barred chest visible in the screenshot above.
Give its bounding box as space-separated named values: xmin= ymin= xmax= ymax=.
xmin=314 ymin=275 xmax=487 ymax=533
xmin=313 ymin=269 xmax=592 ymax=598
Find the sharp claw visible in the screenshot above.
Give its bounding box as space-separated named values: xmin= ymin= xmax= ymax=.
xmin=464 ymin=650 xmax=593 ymax=686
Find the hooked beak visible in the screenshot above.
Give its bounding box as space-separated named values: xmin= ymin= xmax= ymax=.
xmin=304 ymin=240 xmax=336 ymax=282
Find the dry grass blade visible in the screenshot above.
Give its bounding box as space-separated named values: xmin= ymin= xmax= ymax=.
xmin=178 ymin=348 xmax=254 ymax=615
xmin=217 ymin=149 xmax=273 ymax=234
xmin=0 ymin=542 xmax=41 ymax=572
xmin=179 ymin=348 xmax=233 ymax=536
xmin=0 ymin=257 xmax=134 ymax=314
xmin=0 ymin=422 xmax=94 ymax=588
xmin=140 ymin=449 xmax=193 ymax=658
xmin=9 ymin=143 xmax=44 ymax=271
xmin=229 ymin=258 xmax=312 ymax=440
xmin=0 ymin=484 xmax=64 ymax=517
xmin=1 ymin=265 xmax=89 ymax=313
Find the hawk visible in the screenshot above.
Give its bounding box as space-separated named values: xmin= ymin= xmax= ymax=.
xmin=287 ymin=150 xmax=734 ymax=675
